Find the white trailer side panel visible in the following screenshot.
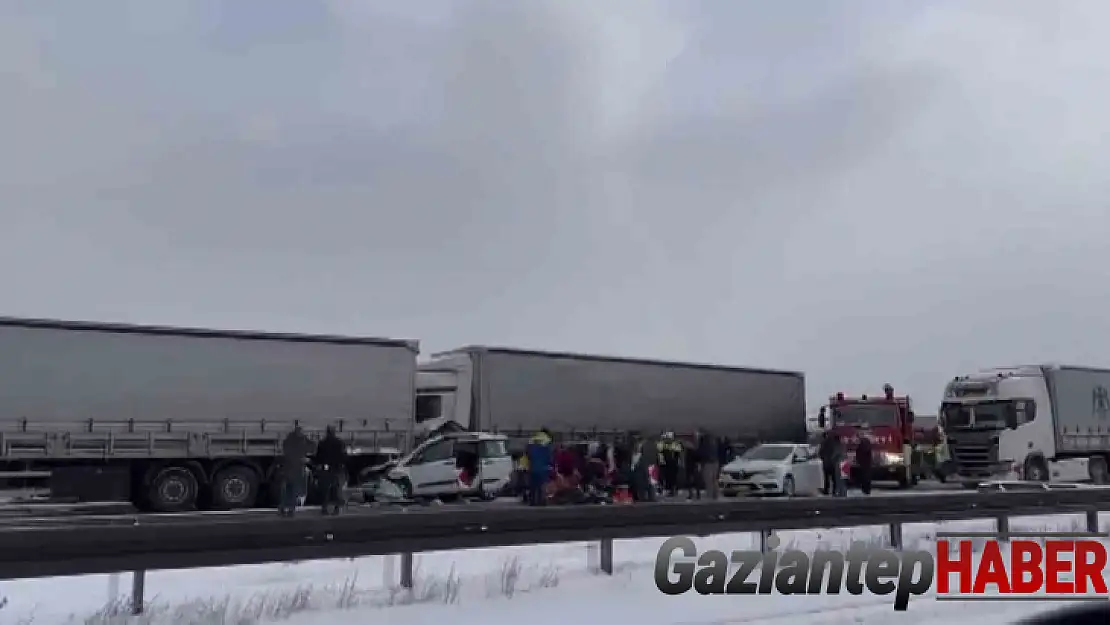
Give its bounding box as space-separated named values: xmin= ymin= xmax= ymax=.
xmin=0 ymin=319 xmax=418 ymax=428
xmin=467 ymin=348 xmax=806 ymax=442
xmin=1045 ymin=366 xmax=1110 ymax=453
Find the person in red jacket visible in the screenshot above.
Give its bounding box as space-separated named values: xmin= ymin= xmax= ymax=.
xmin=554 ymin=445 xmax=576 ymax=481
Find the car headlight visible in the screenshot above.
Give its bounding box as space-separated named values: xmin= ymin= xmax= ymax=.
xmin=881 ymin=452 xmax=903 ymax=465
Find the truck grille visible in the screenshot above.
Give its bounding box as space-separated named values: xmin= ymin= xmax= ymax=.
xmin=947 ymin=431 xmax=1000 ymax=473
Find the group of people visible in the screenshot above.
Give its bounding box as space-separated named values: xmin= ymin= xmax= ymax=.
xmin=278 ymin=424 xmax=350 ymax=516
xmin=816 ymin=429 xmax=873 ymax=496
xmin=518 ymin=428 xmax=735 ymax=505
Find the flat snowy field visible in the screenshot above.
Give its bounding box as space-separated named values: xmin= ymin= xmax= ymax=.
xmin=2 ymin=512 xmax=1107 ymax=625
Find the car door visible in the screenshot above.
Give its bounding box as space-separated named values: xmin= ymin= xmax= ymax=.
xmin=791 ymin=445 xmax=822 ymax=494
xmin=408 ymin=439 xmax=457 ymax=495
xmin=479 ymin=439 xmax=514 ymax=494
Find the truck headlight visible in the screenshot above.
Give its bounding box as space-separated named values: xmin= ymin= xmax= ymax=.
xmin=881 ymin=452 xmax=903 ymax=465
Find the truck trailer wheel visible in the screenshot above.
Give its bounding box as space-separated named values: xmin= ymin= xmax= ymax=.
xmin=212 ymin=465 xmax=260 ymax=509
xmin=148 ymin=466 xmax=199 ymax=512
xmin=1089 ymin=457 xmax=1109 ymax=485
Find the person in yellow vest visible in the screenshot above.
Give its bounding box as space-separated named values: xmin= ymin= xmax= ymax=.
xmin=657 ymin=432 xmax=682 ymax=497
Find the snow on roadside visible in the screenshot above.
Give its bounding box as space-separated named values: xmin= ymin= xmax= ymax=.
xmin=1 ymin=512 xmax=1105 ymax=624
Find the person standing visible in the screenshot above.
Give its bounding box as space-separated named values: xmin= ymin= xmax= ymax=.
xmin=314 ymin=425 xmax=348 ymax=515
xmin=855 ymin=436 xmax=873 ymax=495
xmin=279 ymin=425 xmax=313 ymax=517
xmin=634 ymin=435 xmax=658 ymax=502
xmin=657 ymin=433 xmax=680 ymax=497
xmin=697 ymin=429 xmax=721 ymax=500
xmin=525 ymin=429 xmax=553 ymax=506
xmin=818 ymin=430 xmax=844 ymax=496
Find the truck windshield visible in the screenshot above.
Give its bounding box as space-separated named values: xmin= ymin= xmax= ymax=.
xmin=833 ymin=404 xmax=899 ymax=427
xmin=941 ymin=400 xmax=1022 ymax=428
xmin=415 ymin=394 xmax=443 ymax=423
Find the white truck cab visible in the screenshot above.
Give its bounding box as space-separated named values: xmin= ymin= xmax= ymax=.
xmin=942 ymin=365 xmax=1101 ymax=486
xmin=384 ymin=431 xmax=513 ymax=500
xmin=414 ymin=352 xmax=474 ymax=437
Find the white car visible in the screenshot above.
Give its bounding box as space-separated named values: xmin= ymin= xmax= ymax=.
xmin=382 ymin=431 xmax=514 ymax=500
xmin=718 ymin=443 xmax=822 ymax=497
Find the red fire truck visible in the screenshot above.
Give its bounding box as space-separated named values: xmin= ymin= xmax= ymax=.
xmin=821 ymin=384 xmax=922 ymax=489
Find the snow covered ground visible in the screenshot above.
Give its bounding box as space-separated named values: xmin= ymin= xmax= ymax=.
xmin=2 ymin=512 xmax=1107 ymax=625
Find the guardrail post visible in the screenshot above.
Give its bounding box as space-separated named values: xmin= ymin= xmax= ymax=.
xmin=996 ymin=515 xmax=1010 ymax=541
xmin=1086 ymin=510 xmax=1100 ymax=533
xmin=599 ymin=538 xmax=614 ymax=575
xmin=758 ymin=530 xmax=774 ymax=553
xmin=130 ymin=570 xmax=145 ymax=615
xmin=400 ymin=552 xmax=414 ymax=589
xmin=888 ymin=522 xmax=903 ymax=550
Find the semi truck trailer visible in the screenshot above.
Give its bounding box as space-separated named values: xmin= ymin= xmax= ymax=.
xmin=0 ymin=317 xmax=418 ymax=512
xmin=414 ymin=345 xmax=807 ymax=447
xmin=942 ymin=364 xmax=1110 ymax=486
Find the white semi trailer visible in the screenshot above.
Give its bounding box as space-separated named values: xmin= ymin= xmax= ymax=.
xmin=414 ymin=345 xmax=808 ymax=449
xmin=0 ymin=317 xmax=418 ymax=512
xmin=941 ymin=364 xmax=1110 ymax=486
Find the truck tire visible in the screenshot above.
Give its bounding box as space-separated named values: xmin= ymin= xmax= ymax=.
xmin=1089 ymin=457 xmax=1109 ymax=485
xmin=211 ymin=465 xmax=260 ymax=509
xmin=148 ymin=466 xmax=199 ymax=512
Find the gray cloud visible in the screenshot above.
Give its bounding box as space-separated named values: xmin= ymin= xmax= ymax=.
xmin=3 ymin=0 xmax=1110 ymax=408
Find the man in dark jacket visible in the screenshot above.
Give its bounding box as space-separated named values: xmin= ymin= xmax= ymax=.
xmin=633 ymin=435 xmax=658 ymax=502
xmin=279 ymin=425 xmax=313 ymax=517
xmin=697 ymin=429 xmax=720 ymax=500
xmin=855 ymin=436 xmax=873 ymax=495
xmin=314 ymin=425 xmax=348 ymax=515
xmin=818 ymin=431 xmax=844 ymax=496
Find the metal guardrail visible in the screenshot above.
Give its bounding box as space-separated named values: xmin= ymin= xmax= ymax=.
xmin=0 ymin=488 xmax=1107 ymax=615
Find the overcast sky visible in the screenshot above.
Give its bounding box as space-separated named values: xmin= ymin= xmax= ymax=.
xmin=3 ymin=1 xmax=1109 ymax=408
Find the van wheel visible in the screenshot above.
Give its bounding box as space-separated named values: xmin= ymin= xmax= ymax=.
xmin=1025 ymin=457 xmax=1049 ymax=482
xmin=212 ymin=465 xmax=260 ymax=509
xmin=396 ymin=477 xmax=414 ymax=499
xmin=148 ymin=466 xmax=199 ymax=513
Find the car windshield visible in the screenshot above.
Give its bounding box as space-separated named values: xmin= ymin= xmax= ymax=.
xmin=833 ymin=403 xmax=899 ymax=426
xmin=741 ymin=445 xmax=794 ymax=461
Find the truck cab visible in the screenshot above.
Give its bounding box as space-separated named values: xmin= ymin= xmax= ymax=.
xmin=941 ymin=366 xmax=1092 ymax=486
xmin=414 ymin=352 xmax=474 ymax=437
xmin=824 ymin=385 xmax=919 ymax=488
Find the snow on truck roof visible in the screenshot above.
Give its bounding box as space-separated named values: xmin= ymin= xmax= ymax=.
xmin=430 ymin=345 xmax=804 ymax=377
xmin=0 ymin=316 xmax=419 ymax=351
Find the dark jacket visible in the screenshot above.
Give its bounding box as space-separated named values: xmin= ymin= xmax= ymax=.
xmin=637 ymin=438 xmax=659 ymax=467
xmin=315 ymin=433 xmax=348 ymax=473
xmin=819 ymin=433 xmax=844 ymax=468
xmin=855 ymin=437 xmax=873 ymax=468
xmin=281 ymin=428 xmax=313 ymax=485
xmin=697 ymin=433 xmax=719 ymax=465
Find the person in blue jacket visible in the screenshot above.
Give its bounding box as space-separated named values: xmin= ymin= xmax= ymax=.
xmin=525 ymin=429 xmax=553 ymax=506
